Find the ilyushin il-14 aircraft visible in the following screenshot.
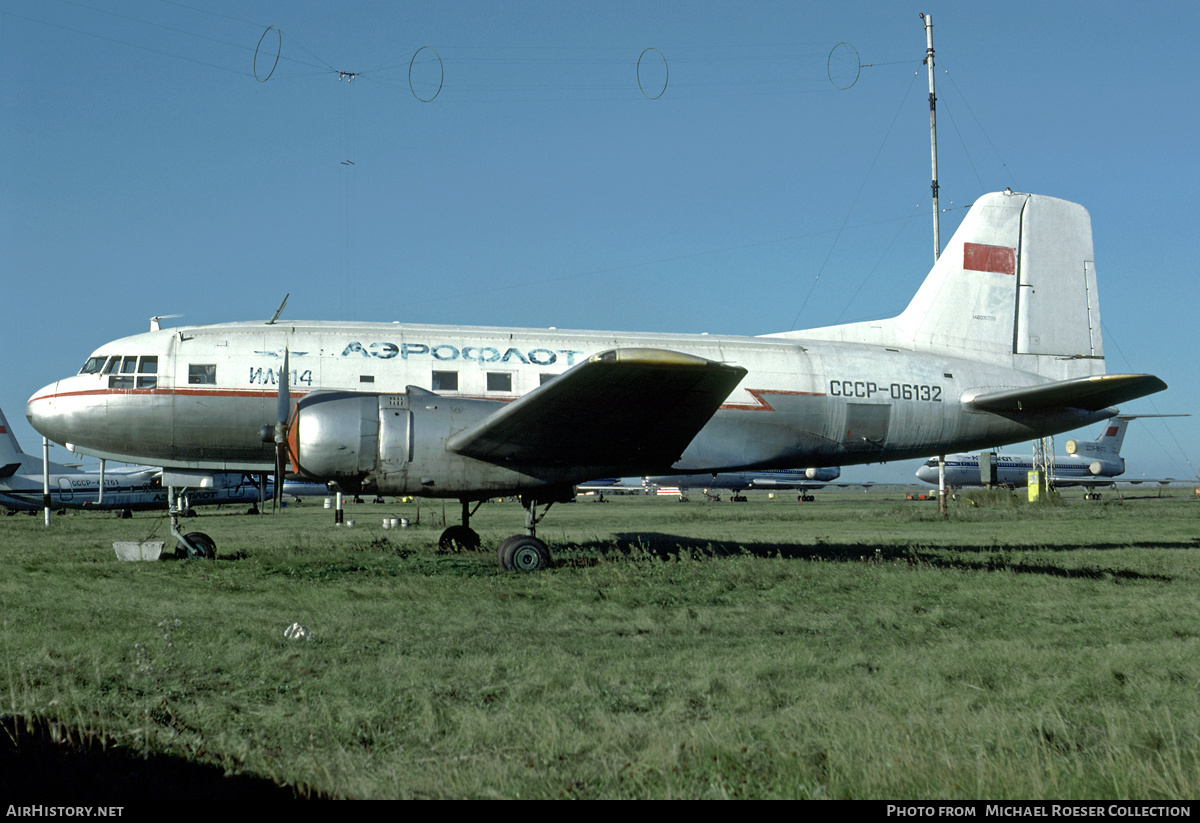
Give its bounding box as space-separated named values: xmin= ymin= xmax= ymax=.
xmin=647 ymin=467 xmax=842 ymax=502
xmin=0 ymin=406 xmax=323 ymax=516
xmin=27 ymin=192 xmax=1166 ymax=569
xmin=915 ymin=414 xmax=1185 ymax=497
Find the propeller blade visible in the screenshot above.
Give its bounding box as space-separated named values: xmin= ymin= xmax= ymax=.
xmin=277 ymin=347 xmax=290 ymax=426
xmin=273 ymin=347 xmax=290 ymax=511
xmin=274 ymin=441 xmax=285 ymax=511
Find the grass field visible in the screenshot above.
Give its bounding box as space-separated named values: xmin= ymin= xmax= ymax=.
xmin=2 ymin=487 xmax=1199 ymax=799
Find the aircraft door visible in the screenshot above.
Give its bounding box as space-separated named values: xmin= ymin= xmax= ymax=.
xmin=57 ymin=477 xmax=74 ymax=502
xmin=842 ymin=403 xmax=890 ymax=453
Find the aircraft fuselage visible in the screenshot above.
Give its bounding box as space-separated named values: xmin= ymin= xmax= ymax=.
xmin=27 ymin=320 xmax=1113 ymax=497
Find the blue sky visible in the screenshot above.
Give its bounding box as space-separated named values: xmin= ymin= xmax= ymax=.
xmin=2 ymin=0 xmax=1196 ymax=485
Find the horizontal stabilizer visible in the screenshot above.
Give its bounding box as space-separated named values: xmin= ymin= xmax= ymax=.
xmin=448 ymin=348 xmax=747 ymax=467
xmin=966 ymin=374 xmax=1167 ymax=414
xmin=0 ymin=462 xmax=20 ymax=479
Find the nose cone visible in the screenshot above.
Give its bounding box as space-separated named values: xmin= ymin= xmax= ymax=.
xmin=26 ymin=380 xmax=65 ymax=441
xmin=27 ymin=381 xmax=79 ymax=451
xmin=914 ymin=464 xmax=937 ymax=484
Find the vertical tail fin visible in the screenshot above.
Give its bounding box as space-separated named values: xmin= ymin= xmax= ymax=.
xmin=777 ymin=191 xmax=1106 ymax=381
xmin=1085 ymin=416 xmax=1130 ymax=457
xmin=0 ymin=406 xmax=29 ymax=467
xmin=1077 ymin=414 xmax=1189 ymax=459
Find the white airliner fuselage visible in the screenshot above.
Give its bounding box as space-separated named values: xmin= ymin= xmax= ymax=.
xmin=27 ymin=321 xmax=1114 ymax=482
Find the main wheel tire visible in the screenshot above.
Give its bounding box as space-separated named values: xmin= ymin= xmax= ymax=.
xmin=439 ymin=525 xmax=481 ymax=552
xmin=498 ymin=535 xmax=550 ymax=572
xmin=177 ymin=531 xmax=216 ymax=559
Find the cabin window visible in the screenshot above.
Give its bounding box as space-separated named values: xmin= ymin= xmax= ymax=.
xmin=189 ymin=364 xmax=217 ymax=385
xmin=539 ymin=373 xmax=557 ymax=386
xmin=359 ymin=375 xmax=375 ymax=384
xmin=486 ymin=372 xmax=513 ymax=393
xmin=432 ymin=371 xmax=458 ymax=392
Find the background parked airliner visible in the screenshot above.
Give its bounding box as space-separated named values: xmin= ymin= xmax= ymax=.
xmin=914 ymin=415 xmax=1184 ymax=493
xmin=648 ymin=467 xmax=842 ymax=501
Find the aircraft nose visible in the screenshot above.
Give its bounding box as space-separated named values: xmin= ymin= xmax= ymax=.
xmin=27 ymin=381 xmax=65 ymax=442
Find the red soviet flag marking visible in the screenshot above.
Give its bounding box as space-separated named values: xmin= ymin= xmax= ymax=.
xmin=963 ymin=242 xmax=1016 ymax=275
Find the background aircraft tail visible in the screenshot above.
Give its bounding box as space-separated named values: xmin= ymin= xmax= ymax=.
xmin=1068 ymin=415 xmax=1129 ymax=459
xmin=0 ymin=406 xmax=30 ymax=470
xmin=1071 ymin=414 xmax=1188 ymax=459
xmin=776 ymin=191 xmax=1105 ymax=381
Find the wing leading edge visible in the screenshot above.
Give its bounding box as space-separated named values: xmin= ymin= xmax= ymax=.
xmin=447 ymin=348 xmax=748 ymax=469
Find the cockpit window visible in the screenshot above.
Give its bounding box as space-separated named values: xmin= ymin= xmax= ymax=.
xmin=104 ymin=355 xmax=160 ymax=388
xmin=137 ymin=356 xmax=158 ymax=388
xmin=80 ymin=356 xmax=107 ymax=374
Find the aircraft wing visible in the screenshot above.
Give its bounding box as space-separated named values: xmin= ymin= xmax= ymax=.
xmin=447 ymin=348 xmax=747 ymax=468
xmin=965 ymin=374 xmax=1167 ymax=414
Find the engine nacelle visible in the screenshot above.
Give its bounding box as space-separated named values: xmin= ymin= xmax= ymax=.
xmin=1086 ymin=458 xmax=1124 ymax=477
xmin=290 ymin=389 xmax=581 ymax=497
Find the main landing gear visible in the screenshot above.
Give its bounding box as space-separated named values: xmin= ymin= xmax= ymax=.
xmin=497 ymin=495 xmax=555 ymax=572
xmin=438 ymin=500 xmax=485 ymax=552
xmin=436 ymin=489 xmax=577 ymax=571
xmin=438 ymin=495 xmax=557 ymax=571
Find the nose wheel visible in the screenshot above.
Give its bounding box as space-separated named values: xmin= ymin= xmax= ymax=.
xmin=167 ymin=487 xmax=216 ymax=560
xmin=176 ymin=531 xmax=216 ymax=559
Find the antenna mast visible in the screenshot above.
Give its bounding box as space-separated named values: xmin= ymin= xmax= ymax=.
xmin=921 ymin=13 xmax=940 ymax=261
